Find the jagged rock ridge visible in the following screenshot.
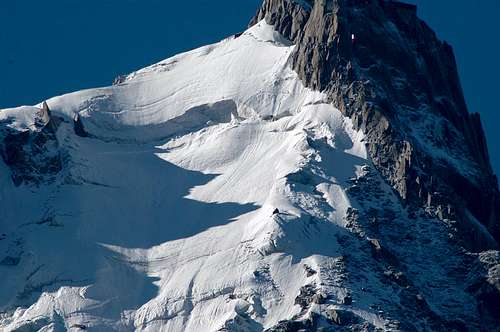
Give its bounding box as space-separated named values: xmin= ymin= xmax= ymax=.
xmin=251 ymin=0 xmax=500 ymax=251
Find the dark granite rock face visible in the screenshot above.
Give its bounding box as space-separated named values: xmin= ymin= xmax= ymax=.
xmin=249 ymin=0 xmax=312 ymax=42
xmin=0 ymin=103 xmax=64 ymax=186
xmin=73 ymin=113 xmax=89 ymax=138
xmin=251 ymin=0 xmax=500 ymax=252
xmin=326 ymin=308 xmax=359 ymax=326
xmin=466 ymin=251 xmax=500 ymax=328
xmin=263 ymin=314 xmax=318 ymax=332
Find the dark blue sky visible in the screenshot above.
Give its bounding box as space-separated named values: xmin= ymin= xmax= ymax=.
xmin=1 ymin=0 xmax=499 ymax=175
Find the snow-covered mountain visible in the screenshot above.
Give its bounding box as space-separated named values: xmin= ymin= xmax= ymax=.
xmin=0 ymin=1 xmax=499 ymax=331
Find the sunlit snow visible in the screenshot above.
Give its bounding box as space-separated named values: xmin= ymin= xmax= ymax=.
xmin=0 ymin=21 xmax=383 ymax=331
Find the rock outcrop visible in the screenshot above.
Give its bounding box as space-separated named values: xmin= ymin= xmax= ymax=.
xmin=251 ymin=0 xmax=500 ymax=251
xmin=0 ymin=102 xmax=64 ymax=186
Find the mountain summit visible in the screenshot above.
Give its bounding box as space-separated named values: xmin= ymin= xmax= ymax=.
xmin=252 ymin=0 xmax=500 ymax=251
xmin=1 ymin=1 xmax=499 ymax=331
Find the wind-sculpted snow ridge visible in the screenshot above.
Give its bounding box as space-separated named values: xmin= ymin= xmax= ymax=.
xmin=0 ymin=20 xmax=498 ymax=332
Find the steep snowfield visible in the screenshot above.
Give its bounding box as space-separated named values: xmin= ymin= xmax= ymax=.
xmin=0 ymin=21 xmax=481 ymax=331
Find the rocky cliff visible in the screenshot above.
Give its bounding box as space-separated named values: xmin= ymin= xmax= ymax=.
xmin=0 ymin=102 xmax=64 ymax=187
xmin=250 ymin=0 xmax=500 ymax=251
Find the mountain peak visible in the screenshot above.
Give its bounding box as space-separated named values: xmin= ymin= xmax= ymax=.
xmin=0 ymin=4 xmax=499 ymax=331
xmin=252 ymin=0 xmax=500 ymax=253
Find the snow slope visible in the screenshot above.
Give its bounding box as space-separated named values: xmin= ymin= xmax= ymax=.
xmin=0 ymin=21 xmax=483 ymax=331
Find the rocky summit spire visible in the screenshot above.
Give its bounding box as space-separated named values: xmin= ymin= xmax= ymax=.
xmin=251 ymin=0 xmax=500 ymax=251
